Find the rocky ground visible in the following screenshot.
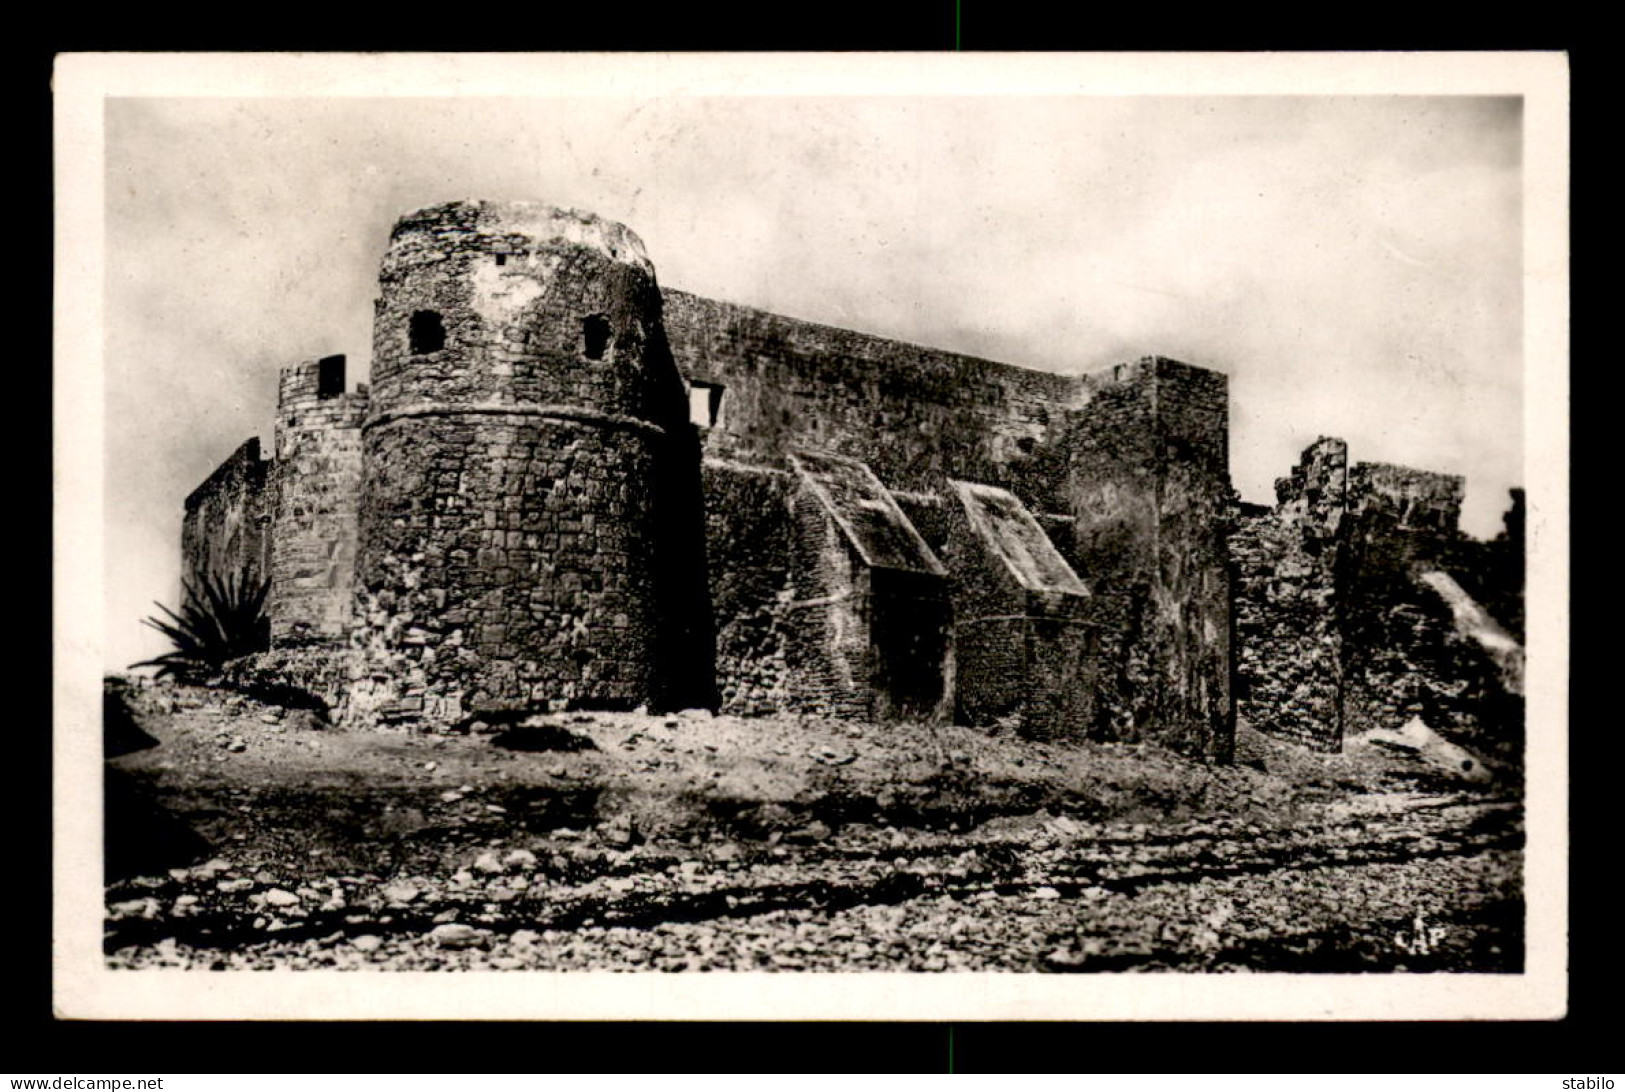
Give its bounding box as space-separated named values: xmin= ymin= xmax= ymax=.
xmin=101 ymin=677 xmax=1523 ymax=973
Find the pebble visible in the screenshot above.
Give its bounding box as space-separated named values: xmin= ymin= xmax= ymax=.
xmin=352 ymin=935 xmax=383 ymax=953
xmin=264 ymin=888 xmax=301 ymax=907
xmin=429 ymin=923 xmax=485 ymax=949
xmin=110 ymin=898 xmax=159 ymax=920
xmin=601 ymin=815 xmax=637 ymax=847
xmin=383 ymin=881 xmax=420 ymax=904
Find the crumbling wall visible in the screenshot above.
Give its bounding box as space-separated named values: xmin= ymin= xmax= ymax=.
xmin=1440 ymin=488 xmax=1526 ymax=645
xmin=1235 ymin=449 xmax=1523 ymax=762
xmin=660 ymin=288 xmax=1079 ymax=511
xmin=268 ymin=357 xmax=367 ymax=647
xmin=1338 ymin=463 xmax=1514 ymax=748
xmin=1231 ymin=438 xmax=1348 ymax=751
xmin=180 ymin=437 xmax=271 ymax=599
xmin=783 ymin=451 xmax=950 ymax=723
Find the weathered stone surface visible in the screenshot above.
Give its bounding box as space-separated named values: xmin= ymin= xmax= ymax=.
xmin=1232 ymin=438 xmax=1348 ymax=752
xmin=1235 ymin=441 xmax=1524 ymax=762
xmin=1059 ymin=359 xmax=1234 ymax=760
xmin=944 ymin=479 xmax=1095 ymax=740
xmin=269 ymin=356 xmax=368 ymax=647
xmin=170 ymin=198 xmax=1421 ymax=772
xmin=350 ymin=201 xmax=689 ymax=726
xmin=180 ymin=437 xmax=272 ymax=601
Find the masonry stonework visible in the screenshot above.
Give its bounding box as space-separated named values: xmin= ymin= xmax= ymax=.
xmin=349 ymin=203 xmax=697 ymax=727
xmin=269 ymin=356 xmax=368 ymax=647
xmin=178 ymin=198 xmax=1521 ymax=767
xmin=1232 ymin=438 xmax=1349 ymax=751
xmin=1233 ymin=441 xmax=1525 ymax=758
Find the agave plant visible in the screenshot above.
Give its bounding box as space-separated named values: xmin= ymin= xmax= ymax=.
xmin=133 ymin=568 xmax=271 ymax=682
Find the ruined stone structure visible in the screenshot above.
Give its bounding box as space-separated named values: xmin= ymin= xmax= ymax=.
xmin=180 ymin=199 xmax=1521 ymax=764
xmin=1231 ymin=440 xmax=1525 ymax=758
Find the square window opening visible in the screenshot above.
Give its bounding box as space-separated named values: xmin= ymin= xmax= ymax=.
xmin=316 ymin=355 xmax=346 ymax=399
xmin=688 ymin=381 xmax=725 ymax=428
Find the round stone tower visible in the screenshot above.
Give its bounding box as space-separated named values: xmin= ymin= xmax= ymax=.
xmin=353 ymin=200 xmax=673 ymax=726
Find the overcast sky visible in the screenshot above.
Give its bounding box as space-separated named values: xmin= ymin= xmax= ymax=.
xmin=101 ymin=91 xmax=1523 ymax=669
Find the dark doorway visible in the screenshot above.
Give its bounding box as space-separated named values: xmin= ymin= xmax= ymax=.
xmin=869 ymin=568 xmax=950 ymax=722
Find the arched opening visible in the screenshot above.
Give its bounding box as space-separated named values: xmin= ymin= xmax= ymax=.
xmin=409 ymin=311 xmax=446 ymax=355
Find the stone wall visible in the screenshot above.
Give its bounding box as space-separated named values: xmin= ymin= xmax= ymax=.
xmin=1059 ymin=358 xmax=1234 ymax=761
xmin=1235 ymin=446 xmax=1524 ymax=760
xmin=180 ymin=437 xmax=271 ymax=600
xmin=1143 ymin=360 xmax=1234 ymax=762
xmin=943 ymin=479 xmax=1095 ymax=739
xmin=268 ymin=357 xmax=367 ymax=647
xmin=701 ymin=460 xmax=798 ymax=717
xmin=783 ymin=484 xmax=874 ymax=719
xmin=1232 ymin=438 xmax=1348 ymax=751
xmin=661 ymin=289 xmax=1080 ymax=510
xmin=177 ymin=201 xmax=1247 ymax=760
xmin=354 ymin=413 xmax=663 ymax=724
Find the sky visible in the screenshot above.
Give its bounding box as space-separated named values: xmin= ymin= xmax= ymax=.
xmin=100 ymin=90 xmax=1524 ymax=670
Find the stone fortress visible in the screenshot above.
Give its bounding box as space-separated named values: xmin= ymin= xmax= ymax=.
xmin=181 ymin=200 xmax=1525 ymax=764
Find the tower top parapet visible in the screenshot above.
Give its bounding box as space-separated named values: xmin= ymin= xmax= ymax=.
xmin=383 ymin=200 xmax=654 ymax=278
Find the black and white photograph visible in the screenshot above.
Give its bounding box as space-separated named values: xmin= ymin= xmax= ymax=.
xmin=54 ymin=51 xmax=1568 ymax=1021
